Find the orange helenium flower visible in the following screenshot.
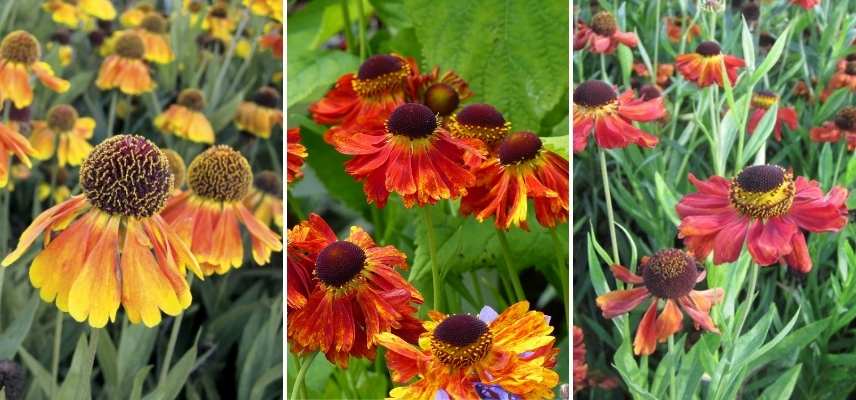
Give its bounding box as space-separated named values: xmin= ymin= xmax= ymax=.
xmin=746 ymin=90 xmax=798 ymax=142
xmin=203 ymin=2 xmax=237 ymax=43
xmin=95 ymin=31 xmax=155 ymax=95
xmin=42 ymin=0 xmax=116 ymax=28
xmin=0 ymin=122 xmax=34 ymax=188
xmin=29 ymin=104 xmax=95 ymax=167
xmin=244 ymin=170 xmax=282 ymax=230
xmin=327 ymin=102 xmax=476 ymax=208
xmin=154 ymin=89 xmax=214 ymax=144
xmin=791 ymin=0 xmax=820 ymax=9
xmin=161 ymin=145 xmax=282 ymax=275
xmin=574 ymin=11 xmax=638 ymax=54
xmin=810 ymin=106 xmax=856 ymax=151
xmin=664 ymin=16 xmax=701 ymax=43
xmin=286 ymin=128 xmax=306 ymax=184
xmin=460 ymin=132 xmax=569 ymax=230
xmin=235 ymin=86 xmax=283 ymax=139
xmin=676 ymin=41 xmax=745 ymax=88
xmin=2 ymin=135 xmax=203 ymax=328
xmin=447 ymin=104 xmax=511 ymax=170
xmin=573 ymin=80 xmax=666 ymax=152
xmin=0 ymin=31 xmax=70 ymax=108
xmin=375 ymin=301 xmax=559 ymax=400
xmin=133 ymin=13 xmax=175 ymax=64
xmin=597 ymin=249 xmax=723 ymax=356
xmin=287 ymin=213 xmax=423 ymax=367
xmin=120 ymin=4 xmax=154 ymax=27
xmin=259 ymin=24 xmax=283 ymax=59
xmin=633 ymin=62 xmax=674 ymax=88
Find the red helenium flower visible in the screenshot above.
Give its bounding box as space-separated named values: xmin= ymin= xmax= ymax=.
xmin=573 ymin=326 xmax=588 ymax=393
xmin=809 ymin=106 xmax=856 ymax=151
xmin=574 ymin=11 xmax=638 ymax=54
xmin=746 ymin=91 xmax=798 ymax=142
xmin=286 ymin=128 xmax=307 ymax=184
xmin=664 ymin=16 xmax=701 ymax=43
xmin=596 ymin=249 xmax=724 ymax=356
xmin=791 ymin=0 xmax=820 ymax=9
xmin=676 ymin=41 xmax=745 ymax=88
xmin=573 ymin=80 xmax=666 ymax=152
xmin=821 ymin=61 xmax=856 ymax=100
xmin=676 ymin=165 xmax=848 ymax=272
xmin=447 ymin=103 xmax=512 ymax=170
xmin=408 ymin=66 xmax=473 ymax=118
xmin=287 ymin=213 xmax=424 ymax=367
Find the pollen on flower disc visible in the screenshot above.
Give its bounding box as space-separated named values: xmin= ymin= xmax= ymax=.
xmin=115 ymin=32 xmax=145 ymax=59
xmin=573 ymin=80 xmax=617 ymax=107
xmin=0 ymin=31 xmax=40 ymax=65
xmin=591 ymin=11 xmax=618 ymax=36
xmin=434 ymin=314 xmax=489 ymax=347
xmin=187 ymin=145 xmax=253 ymax=202
xmin=386 ymin=103 xmax=437 ymax=139
xmin=254 ymin=170 xmax=282 ymax=197
xmin=638 ymin=84 xmax=662 ymax=100
xmin=315 ymin=241 xmax=366 ymax=287
xmin=423 ymin=83 xmax=460 ymax=116
xmin=642 ymin=249 xmax=698 ymax=299
xmin=140 ymin=13 xmax=168 ymax=34
xmin=735 ymin=165 xmax=785 ymax=193
xmin=161 ymin=148 xmax=186 ymax=188
xmin=177 ymin=89 xmax=206 ymax=111
xmin=455 ymin=104 xmax=506 ymax=128
xmin=357 ymin=54 xmax=403 ymax=80
xmin=499 ymin=131 xmax=543 ymax=165
xmin=696 ymin=41 xmax=722 ymax=56
xmin=46 ymin=104 xmax=78 ymax=132
xmin=253 ymin=86 xmax=280 ymax=108
xmin=835 ymin=106 xmax=856 ymax=130
xmin=80 ymin=135 xmax=174 ymax=218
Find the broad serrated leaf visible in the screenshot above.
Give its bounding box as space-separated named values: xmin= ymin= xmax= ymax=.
xmin=287 ymin=50 xmax=360 ymax=108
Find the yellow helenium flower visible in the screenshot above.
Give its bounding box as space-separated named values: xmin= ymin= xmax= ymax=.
xmin=95 ymin=31 xmax=155 ymax=95
xmin=243 ymin=170 xmax=283 ymax=231
xmin=42 ymin=0 xmax=116 ymax=28
xmin=154 ymin=89 xmax=214 ymax=144
xmin=135 ymin=13 xmax=174 ymax=64
xmin=29 ymin=104 xmax=95 ymax=167
xmin=244 ymin=0 xmax=282 ymax=23
xmin=203 ymin=2 xmax=237 ymax=43
xmin=0 ymin=122 xmax=35 ymax=188
xmin=119 ymin=3 xmax=154 ymax=27
xmin=234 ymin=86 xmax=282 ymax=139
xmin=0 ymin=31 xmax=70 ymax=108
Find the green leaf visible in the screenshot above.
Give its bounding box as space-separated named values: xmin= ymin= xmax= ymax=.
xmin=617 ymin=43 xmax=633 ymax=87
xmin=746 ymin=23 xmax=793 ymax=87
xmin=143 ymin=330 xmax=201 ymax=400
xmin=129 ymin=366 xmax=153 ymax=400
xmin=287 ymin=0 xmax=373 ymax=57
xmin=95 ymin=328 xmax=119 ymax=392
xmin=0 ymin=293 xmax=39 ymax=359
xmin=18 ymin=348 xmax=56 ymax=397
xmin=117 ymin=323 xmax=158 ymax=399
xmin=52 ymin=71 xmax=96 ymax=106
xmin=749 ymin=318 xmax=830 ymax=370
xmin=741 ymin=18 xmax=755 ymax=71
xmin=741 ymin=103 xmax=778 ymax=166
xmin=208 ymin=90 xmax=247 ymax=133
xmin=541 ymin=135 xmax=569 ymax=160
xmin=654 ymin=172 xmax=680 ymax=226
xmin=406 ymin=0 xmax=568 ymax=131
xmin=249 ymin=363 xmax=283 ymax=400
xmin=818 ymin=143 xmax=834 ymax=187
xmin=238 ymin=302 xmax=283 ymax=400
xmin=56 ymin=335 xmax=93 ymax=400
xmin=287 ymin=50 xmax=360 ymax=108
xmin=758 ymin=364 xmax=802 ymax=400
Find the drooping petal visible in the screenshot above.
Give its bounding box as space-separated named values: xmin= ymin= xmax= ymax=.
xmin=633 ymin=300 xmax=659 ymax=355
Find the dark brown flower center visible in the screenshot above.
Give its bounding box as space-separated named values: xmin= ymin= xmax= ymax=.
xmin=209 ymin=4 xmax=228 ymax=18
xmin=0 ymin=31 xmax=40 ymax=65
xmin=836 ymin=107 xmax=856 ymax=130
xmin=8 ymin=105 xmax=30 ymax=123
xmin=498 ymin=131 xmax=542 ymax=165
xmin=696 ymin=41 xmax=721 ymax=57
xmin=46 ymin=104 xmax=78 ymax=132
xmin=386 ymin=103 xmax=437 ymax=139
xmin=423 ymin=83 xmax=460 ymax=117
xmin=177 ymin=89 xmax=206 ymax=111
xmin=729 ymin=165 xmax=795 ymax=219
xmin=115 ymin=32 xmax=145 ymax=59
xmin=638 ymin=84 xmax=662 ymax=100
xmin=161 ymin=148 xmax=186 ymax=188
xmin=253 ymin=86 xmax=280 ymax=108
xmin=642 ymin=249 xmax=698 ymax=299
xmin=80 ymin=135 xmax=174 ymax=217
xmin=847 ymin=53 xmax=856 ymax=62
xmin=88 ymin=30 xmax=107 ymax=47
xmin=254 ymin=170 xmax=282 ymax=197
xmin=352 ymin=54 xmax=408 ymax=97
xmin=455 ymin=104 xmax=506 ymax=128
xmin=315 ymin=241 xmax=366 ymax=287
xmin=140 ymin=13 xmax=168 ymax=34
xmin=591 ymin=11 xmax=617 ymax=36
xmin=741 ymin=2 xmax=760 ymax=21
xmin=845 ymin=61 xmax=856 ymax=76
xmin=50 ymin=29 xmax=71 ymax=45
xmin=187 ymin=145 xmax=253 ymax=202
xmin=759 ymin=33 xmax=776 ymax=48
xmin=573 ymin=80 xmax=617 ymax=107
xmin=431 ymin=314 xmax=493 ymax=368
xmin=357 ymin=54 xmax=403 ymax=80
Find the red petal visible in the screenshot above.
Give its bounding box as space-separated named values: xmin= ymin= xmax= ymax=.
xmin=596 ymin=287 xmax=651 ymax=319
xmin=633 ymin=300 xmax=659 ymax=355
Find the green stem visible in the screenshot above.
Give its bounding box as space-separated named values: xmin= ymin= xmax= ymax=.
xmin=832 ymin=141 xmax=846 ymax=185
xmin=340 ymin=0 xmax=355 ymax=55
xmin=653 ymin=0 xmax=661 ymax=84
xmin=598 ymin=150 xmax=621 ymax=266
xmin=105 ymin=91 xmax=118 ymax=137
xmin=734 ymin=264 xmax=759 ymax=337
xmin=421 ymin=207 xmax=443 ymax=310
xmin=356 ymin=0 xmax=368 ymax=61
xmin=668 ymin=336 xmax=677 ymax=400
xmin=549 ymin=228 xmax=570 ymax=328
xmin=51 ymin=310 xmax=63 ymax=398
xmin=79 ymin=327 xmax=100 ymax=399
xmin=496 ymin=229 xmax=525 ymax=302
xmin=159 ymin=275 xmax=194 ymax=384
xmin=290 ymin=353 xmax=317 ymax=400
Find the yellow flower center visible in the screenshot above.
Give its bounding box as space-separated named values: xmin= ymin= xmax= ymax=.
xmin=315 ymin=241 xmax=366 ymax=287
xmin=187 ymin=145 xmax=253 ymax=202
xmin=254 ymin=170 xmax=282 ymax=197
xmin=177 ymin=89 xmax=206 ymax=111
xmin=140 ymin=13 xmax=168 ymax=34
xmin=352 ymin=54 xmax=409 ymax=97
xmin=751 ymin=90 xmax=778 ymax=109
xmin=835 ymin=106 xmax=856 ymax=130
xmin=642 ymin=249 xmax=698 ymax=299
xmin=449 ymin=103 xmax=510 ymax=145
xmin=161 ymin=148 xmax=186 ymax=188
xmin=423 ymin=83 xmax=459 ymax=117
xmin=386 ymin=103 xmax=437 ymax=139
xmin=431 ymin=314 xmax=493 ymax=369
xmin=80 ymin=135 xmax=174 ymax=218
xmin=729 ymin=165 xmax=795 ymax=219
xmin=46 ymin=104 xmax=78 ymax=132
xmin=498 ymin=131 xmax=543 ymax=165
xmin=0 ymin=31 xmax=40 ymax=65
xmin=591 ymin=11 xmax=618 ymax=36
xmin=115 ymin=32 xmax=145 ymax=60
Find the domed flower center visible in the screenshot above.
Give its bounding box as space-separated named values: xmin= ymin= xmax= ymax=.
xmin=696 ymin=41 xmax=721 ymax=57
xmin=751 ymin=90 xmax=778 ymax=109
xmin=498 ymin=131 xmax=542 ymax=165
xmin=80 ymin=135 xmax=174 ymax=217
xmin=431 ymin=314 xmax=493 ymax=368
xmin=187 ymin=145 xmax=253 ymax=202
xmin=729 ymin=165 xmax=795 ymax=219
xmin=8 ymin=105 xmax=30 ymax=123
xmin=46 ymin=104 xmax=78 ymax=132
xmin=115 ymin=32 xmax=145 ymax=59
xmin=591 ymin=11 xmax=617 ymax=36
xmin=254 ymin=170 xmax=282 ymax=197
xmin=423 ymin=83 xmax=459 ymax=116
xmin=386 ymin=103 xmax=437 ymax=139
xmin=315 ymin=241 xmax=366 ymax=287
xmin=140 ymin=13 xmax=168 ymax=34
xmin=177 ymin=89 xmax=206 ymax=111
xmin=573 ymin=80 xmax=617 ymax=108
xmin=50 ymin=29 xmax=71 ymax=45
xmin=845 ymin=61 xmax=856 ymax=76
xmin=253 ymin=86 xmax=280 ymax=108
xmin=450 ymin=104 xmax=509 ymax=144
xmin=161 ymin=148 xmax=186 ymax=188
xmin=638 ymin=84 xmax=662 ymax=101
xmin=835 ymin=106 xmax=856 ymax=130
xmin=642 ymin=249 xmax=698 ymax=299
xmin=741 ymin=2 xmax=760 ymax=21
xmin=188 ymin=1 xmax=204 ymax=13
xmin=0 ymin=31 xmax=40 ymax=65
xmin=352 ymin=54 xmax=409 ymax=97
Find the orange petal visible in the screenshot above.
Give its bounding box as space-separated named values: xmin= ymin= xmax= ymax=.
xmin=654 ymin=299 xmax=683 ymax=342
xmin=633 ymin=300 xmax=659 ymax=355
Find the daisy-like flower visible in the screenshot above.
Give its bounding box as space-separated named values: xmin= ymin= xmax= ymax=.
xmin=154 ymin=89 xmax=214 ymax=144
xmin=810 ymin=106 xmax=856 ymax=151
xmin=460 ymin=132 xmax=569 ymax=230
xmin=259 ymin=24 xmax=283 ymax=59
xmin=822 ymin=61 xmax=856 ymax=100
xmin=0 ymin=31 xmax=70 ymax=108
xmin=244 ymin=0 xmax=282 ymax=23
xmin=0 ymin=122 xmax=34 ymax=188
xmin=42 ymin=0 xmax=116 ymax=28
xmin=574 ymin=11 xmax=638 ymax=54
xmin=447 ymin=103 xmax=511 ymax=149
xmin=47 ymin=30 xmax=74 ymax=67
xmin=327 ymin=102 xmax=476 ymax=208
xmin=161 ymin=145 xmax=282 ymax=276
xmin=2 ymin=135 xmax=203 ymax=327
xmin=676 ymin=41 xmax=746 ymax=88
xmin=310 ymin=54 xmax=415 ymax=136
xmin=160 ymin=148 xmax=186 ymax=192
xmin=633 ymin=62 xmax=675 ymax=88
xmin=676 ymin=165 xmax=848 ymax=272
xmin=203 ymin=2 xmax=237 ymax=43
xmin=573 ymin=326 xmax=588 ymax=393
xmin=791 ymin=0 xmax=820 ymax=9
xmin=95 ymin=31 xmax=155 ymax=95
xmin=286 ymin=128 xmax=306 ymax=184
xmin=410 ymin=67 xmax=473 ymax=118
xmin=29 ymin=104 xmax=95 ymax=167
xmin=596 ymin=249 xmax=724 ymax=356
xmin=287 ymin=213 xmax=423 ymax=367
xmin=375 ymin=301 xmax=559 ymax=400
xmin=120 ymin=3 xmax=154 ymax=27
xmin=572 ymin=80 xmax=666 ymax=153
xmin=244 ymin=170 xmax=282 ymax=230
xmin=133 ymin=13 xmax=175 ymax=64
xmin=747 ymin=90 xmax=798 ymax=142
xmin=234 ymin=86 xmax=283 ymax=139
xmin=664 ymin=16 xmax=702 ymax=43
